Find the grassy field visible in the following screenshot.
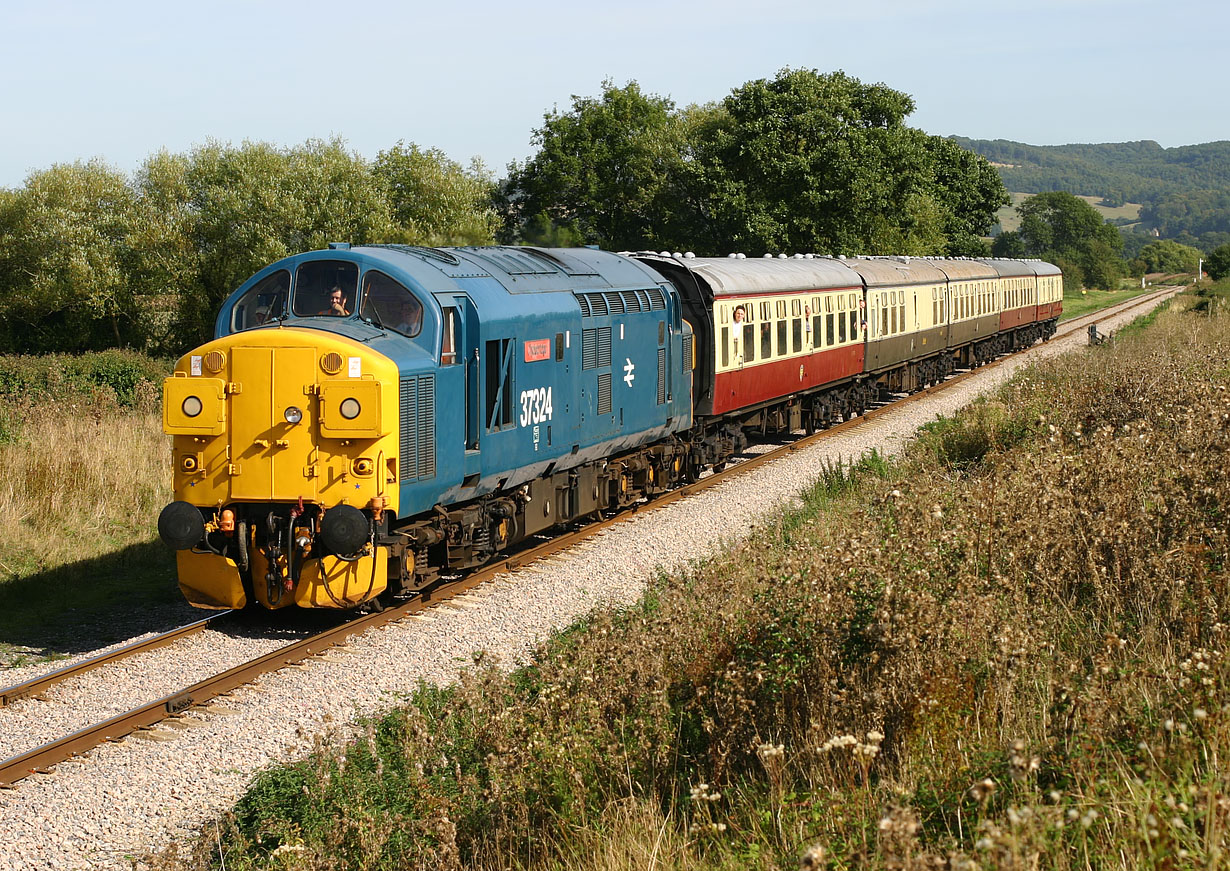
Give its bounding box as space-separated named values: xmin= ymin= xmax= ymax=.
xmin=0 ymin=352 xmax=177 ymax=664
xmin=996 ymin=192 xmax=1142 ymax=234
xmin=148 ymin=285 xmax=1230 ymax=869
xmin=1059 ymin=283 xmax=1184 ymax=321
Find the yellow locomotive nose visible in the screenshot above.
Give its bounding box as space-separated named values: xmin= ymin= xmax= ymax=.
xmin=162 ymin=328 xmax=401 ymax=610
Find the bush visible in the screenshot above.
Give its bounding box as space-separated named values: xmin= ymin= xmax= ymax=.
xmin=0 ymin=349 xmax=169 ymax=409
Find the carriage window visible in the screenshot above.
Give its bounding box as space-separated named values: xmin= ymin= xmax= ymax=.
xmin=761 ymin=319 xmax=773 ymax=359
xmin=231 ymin=270 xmax=290 ymax=331
xmin=440 ymin=308 xmax=458 ymax=365
xmin=743 ymin=323 xmax=756 ymax=362
xmin=360 ymin=271 xmax=422 ymax=337
xmin=899 ymin=295 xmax=906 ymax=331
xmin=776 ymin=300 xmax=786 ymax=318
xmin=721 ymin=326 xmax=730 ymax=368
xmin=760 ymin=302 xmax=771 ymax=321
xmin=814 ymin=309 xmax=824 ymax=346
xmin=850 ymin=310 xmax=858 ymax=339
xmin=293 ymin=260 xmax=359 ymax=317
xmin=827 ymin=313 xmax=836 ymax=345
xmin=777 ymin=317 xmax=788 ymax=355
xmin=792 ymin=314 xmax=803 ymax=353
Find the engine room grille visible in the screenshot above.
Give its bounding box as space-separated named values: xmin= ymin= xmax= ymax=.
xmin=597 ymin=373 xmax=612 ymax=415
xmin=582 ymin=327 xmax=612 ymax=370
xmin=399 ymin=375 xmax=436 ymax=480
xmin=575 ymin=289 xmax=666 ymax=318
xmin=597 ymin=327 xmax=611 ymax=367
xmin=657 ymin=348 xmax=666 ymax=405
xmin=682 ymin=333 xmax=693 ymax=367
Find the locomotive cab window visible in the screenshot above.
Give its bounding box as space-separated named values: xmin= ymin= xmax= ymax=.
xmin=231 ymin=269 xmax=289 ymax=332
xmin=292 ymin=260 xmax=359 ymax=317
xmin=440 ymin=308 xmax=459 ymax=365
xmin=360 ymin=271 xmax=422 ymax=337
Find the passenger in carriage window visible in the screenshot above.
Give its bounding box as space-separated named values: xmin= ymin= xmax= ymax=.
xmin=731 ymin=305 xmax=745 ymax=363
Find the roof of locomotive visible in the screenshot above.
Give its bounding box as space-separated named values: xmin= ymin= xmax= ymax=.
xmin=216 ymin=245 xmax=674 ymax=339
xmin=354 ymin=244 xmax=668 ymax=294
xmin=843 ymin=256 xmax=950 ymax=287
xmin=647 ymin=256 xmax=863 ymax=296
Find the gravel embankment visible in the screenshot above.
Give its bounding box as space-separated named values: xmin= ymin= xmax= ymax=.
xmin=0 ymin=296 xmax=1173 ymax=871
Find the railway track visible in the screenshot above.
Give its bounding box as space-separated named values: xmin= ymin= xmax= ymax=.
xmin=0 ymin=285 xmax=1178 ymax=790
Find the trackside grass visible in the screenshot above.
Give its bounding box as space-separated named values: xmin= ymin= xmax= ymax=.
xmin=148 ymin=284 xmax=1230 ymax=869
xmin=0 ymin=352 xmax=176 ymax=663
xmin=1059 ymin=285 xmax=1164 ymax=321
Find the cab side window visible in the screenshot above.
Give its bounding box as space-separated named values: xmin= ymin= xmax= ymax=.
xmin=440 ymin=308 xmax=459 ymax=365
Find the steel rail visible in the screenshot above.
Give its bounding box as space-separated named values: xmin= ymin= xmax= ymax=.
xmin=0 ymin=286 xmax=1179 ymax=789
xmin=0 ymin=612 xmax=232 ymax=708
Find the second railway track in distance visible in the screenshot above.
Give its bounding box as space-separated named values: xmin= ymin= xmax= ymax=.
xmin=0 ymin=285 xmax=1179 ymax=791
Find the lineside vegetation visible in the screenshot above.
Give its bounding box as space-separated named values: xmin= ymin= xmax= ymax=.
xmin=0 ymin=351 xmax=174 ymax=661
xmin=148 ymin=283 xmax=1230 ymax=868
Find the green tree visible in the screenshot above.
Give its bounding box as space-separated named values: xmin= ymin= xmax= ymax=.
xmin=373 ymin=142 xmax=498 ymax=246
xmin=0 ymin=160 xmax=146 ymax=352
xmin=991 ymin=230 xmax=1027 ymax=258
xmin=917 ymin=134 xmax=1008 ymax=255
xmin=1130 ymin=239 xmax=1203 ymax=275
xmin=1013 ymin=191 xmax=1125 ymax=289
xmin=129 ymin=150 xmax=200 ymax=353
xmin=1206 ymin=243 xmax=1230 ymax=280
xmin=502 ymin=80 xmax=690 ymax=250
xmin=697 ymin=69 xmax=935 ymax=254
xmin=172 ymin=138 xmax=395 ymax=346
xmin=504 ymin=71 xmax=1007 ymax=257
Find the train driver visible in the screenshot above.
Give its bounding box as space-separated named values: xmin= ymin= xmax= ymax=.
xmin=319 ymin=286 xmax=351 ymax=316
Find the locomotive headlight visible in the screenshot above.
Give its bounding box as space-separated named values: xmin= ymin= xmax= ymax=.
xmin=284 ymin=405 xmax=303 ymax=425
xmin=182 ymin=395 xmax=203 ymax=418
xmin=339 ymin=398 xmax=361 ymax=420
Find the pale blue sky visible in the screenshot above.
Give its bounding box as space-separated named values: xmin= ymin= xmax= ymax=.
xmin=3 ymin=0 xmax=1226 ymax=188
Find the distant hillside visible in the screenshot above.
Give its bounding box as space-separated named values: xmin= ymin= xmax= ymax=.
xmin=994 ymin=193 xmax=1141 ymax=235
xmin=952 ymin=138 xmax=1230 ymax=203
xmin=956 ymin=138 xmax=1230 ymax=245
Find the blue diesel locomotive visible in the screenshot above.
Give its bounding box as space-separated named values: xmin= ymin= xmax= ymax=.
xmin=158 ymin=245 xmax=693 ymax=609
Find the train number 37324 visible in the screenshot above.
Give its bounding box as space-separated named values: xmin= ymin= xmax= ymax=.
xmin=519 ymin=387 xmax=554 ymax=427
